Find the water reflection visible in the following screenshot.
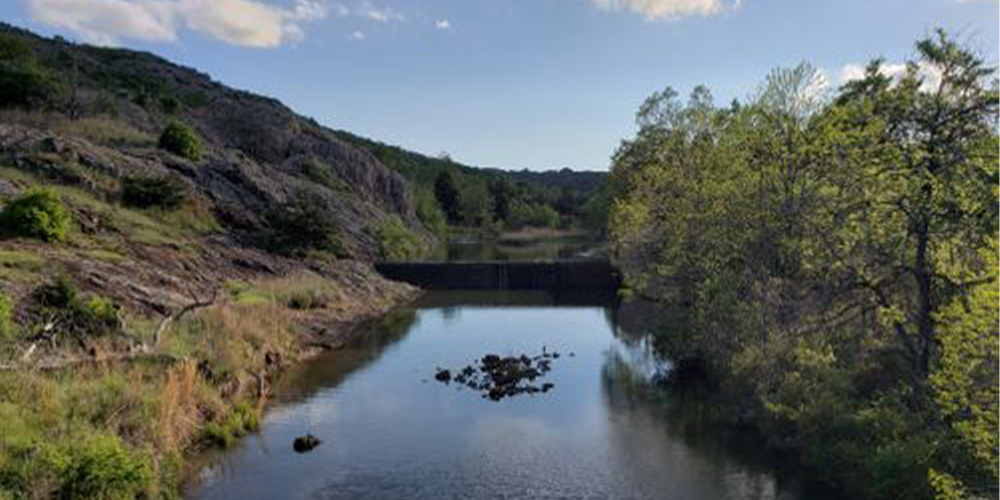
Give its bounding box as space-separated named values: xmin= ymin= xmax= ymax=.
xmin=189 ymin=291 xmax=806 ymax=500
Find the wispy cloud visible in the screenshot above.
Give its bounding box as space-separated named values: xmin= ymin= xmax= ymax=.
xmin=589 ymin=0 xmax=738 ymax=20
xmin=839 ymin=61 xmax=943 ymax=92
xmin=356 ymin=2 xmax=403 ymax=22
xmin=349 ymin=29 xmax=365 ymax=41
xmin=26 ymin=0 xmax=327 ymax=48
xmin=434 ymin=19 xmax=450 ymax=30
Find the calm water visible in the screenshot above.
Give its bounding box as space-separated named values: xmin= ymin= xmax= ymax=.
xmin=189 ymin=292 xmax=805 ymax=500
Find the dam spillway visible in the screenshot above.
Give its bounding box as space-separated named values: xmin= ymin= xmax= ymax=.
xmin=373 ymin=260 xmax=621 ymax=291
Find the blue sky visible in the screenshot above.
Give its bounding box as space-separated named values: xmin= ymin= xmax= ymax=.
xmin=1 ymin=0 xmax=997 ymax=171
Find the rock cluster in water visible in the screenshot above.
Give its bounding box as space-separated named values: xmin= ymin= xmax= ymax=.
xmin=434 ymin=349 xmax=565 ymax=401
xmin=293 ymin=434 xmax=322 ymax=453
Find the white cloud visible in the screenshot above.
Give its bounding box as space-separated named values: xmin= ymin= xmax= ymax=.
xmin=356 ymin=3 xmax=402 ymax=22
xmin=589 ymin=0 xmax=736 ymax=20
xmin=839 ymin=61 xmax=944 ymax=92
xmin=349 ymin=29 xmax=365 ymax=40
xmin=26 ymin=0 xmax=327 ymax=48
xmin=434 ymin=19 xmax=450 ymax=30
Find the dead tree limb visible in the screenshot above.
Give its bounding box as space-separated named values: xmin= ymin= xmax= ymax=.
xmin=152 ymin=286 xmax=219 ymax=348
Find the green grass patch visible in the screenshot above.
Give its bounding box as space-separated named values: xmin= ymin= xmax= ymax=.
xmin=0 ymin=249 xmax=45 ymax=284
xmin=201 ymin=402 xmax=258 ymax=448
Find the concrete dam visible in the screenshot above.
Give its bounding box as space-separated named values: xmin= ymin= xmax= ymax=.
xmin=374 ymin=260 xmax=622 ymax=291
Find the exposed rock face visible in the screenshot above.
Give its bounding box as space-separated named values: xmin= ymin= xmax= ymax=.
xmin=0 ymin=22 xmax=429 ymax=260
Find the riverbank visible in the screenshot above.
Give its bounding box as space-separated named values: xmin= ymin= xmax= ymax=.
xmin=0 ymin=260 xmax=418 ymax=500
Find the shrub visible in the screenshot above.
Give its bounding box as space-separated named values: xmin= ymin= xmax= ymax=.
xmin=158 ymin=122 xmax=202 ymax=161
xmin=378 ymin=217 xmax=422 ymax=261
xmin=61 ymin=435 xmax=150 ymax=500
xmin=267 ymin=191 xmax=344 ymax=257
xmin=201 ymin=402 xmax=259 ymax=448
xmin=0 ymin=187 xmax=71 ymax=242
xmin=121 ymin=175 xmax=188 ymax=210
xmin=33 ymin=277 xmax=120 ymax=335
xmin=35 ymin=274 xmax=78 ymax=309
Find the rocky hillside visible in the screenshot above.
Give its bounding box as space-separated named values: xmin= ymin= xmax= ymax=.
xmin=0 ymin=22 xmax=427 ymax=259
xmin=0 ymin=23 xmax=433 ymax=349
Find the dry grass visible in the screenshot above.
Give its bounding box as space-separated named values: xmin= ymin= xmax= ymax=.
xmin=157 ymin=359 xmax=200 ymax=454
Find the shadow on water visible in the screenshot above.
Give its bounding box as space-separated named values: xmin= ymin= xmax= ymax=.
xmin=269 ymin=308 xmax=420 ymax=406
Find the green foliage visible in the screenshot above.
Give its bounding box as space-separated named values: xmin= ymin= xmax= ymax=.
xmin=121 ymin=175 xmax=188 ymax=210
xmin=334 ymin=130 xmax=595 ymax=231
xmin=0 ymin=33 xmax=54 ymax=108
xmin=378 ymin=216 xmax=422 ymax=261
xmin=413 ymin=187 xmax=446 ymax=237
xmin=158 ymin=122 xmax=203 ymax=161
xmin=608 ymin=32 xmax=998 ymax=500
xmin=201 ymin=402 xmax=259 ymax=448
xmin=433 ymin=170 xmax=462 ymax=223
xmin=0 ymin=294 xmax=13 ymax=341
xmin=60 ymin=435 xmax=151 ymax=500
xmin=0 ymin=187 xmax=71 ymax=242
xmin=506 ymin=200 xmax=559 ymax=229
xmin=267 ymin=191 xmax=344 ymax=257
xmin=929 ymin=237 xmax=999 ymax=499
xmin=33 ymin=276 xmax=120 ymax=336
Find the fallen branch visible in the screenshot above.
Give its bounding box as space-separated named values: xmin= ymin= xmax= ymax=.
xmin=153 ymin=285 xmax=219 ymax=348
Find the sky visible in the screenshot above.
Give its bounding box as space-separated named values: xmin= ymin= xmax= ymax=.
xmin=0 ymin=0 xmax=997 ymax=171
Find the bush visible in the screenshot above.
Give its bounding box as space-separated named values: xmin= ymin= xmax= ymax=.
xmin=267 ymin=191 xmax=344 ymax=257
xmin=158 ymin=122 xmax=202 ymax=161
xmin=378 ymin=217 xmax=422 ymax=261
xmin=33 ymin=277 xmax=120 ymax=336
xmin=61 ymin=435 xmax=150 ymax=500
xmin=0 ymin=187 xmax=71 ymax=242
xmin=121 ymin=175 xmax=188 ymax=210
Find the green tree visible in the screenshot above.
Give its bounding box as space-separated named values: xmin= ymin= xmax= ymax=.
xmin=0 ymin=33 xmax=54 ymax=108
xmin=823 ymin=30 xmax=998 ymax=378
xmin=433 ymin=170 xmax=461 ymax=224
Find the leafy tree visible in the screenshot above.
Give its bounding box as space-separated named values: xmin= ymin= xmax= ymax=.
xmin=433 ymin=170 xmax=462 ymax=223
xmin=489 ymin=178 xmax=515 ymax=223
xmin=822 ymin=30 xmax=999 ymax=378
xmin=607 ymin=31 xmax=998 ymax=500
xmin=0 ymin=33 xmax=54 ymax=108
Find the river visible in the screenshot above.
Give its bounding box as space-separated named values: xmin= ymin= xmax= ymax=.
xmin=188 ymin=290 xmax=808 ymax=500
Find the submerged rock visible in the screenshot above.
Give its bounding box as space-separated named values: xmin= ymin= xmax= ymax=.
xmin=293 ymin=434 xmax=322 ymax=453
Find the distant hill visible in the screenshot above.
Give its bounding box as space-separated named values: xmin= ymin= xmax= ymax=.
xmin=332 ymin=130 xmax=607 ymax=231
xmin=495 ymin=168 xmax=607 ymax=195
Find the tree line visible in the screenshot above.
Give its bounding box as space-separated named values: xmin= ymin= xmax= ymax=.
xmin=608 ymin=31 xmax=997 ymax=500
xmin=333 ymin=130 xmax=608 ymax=235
